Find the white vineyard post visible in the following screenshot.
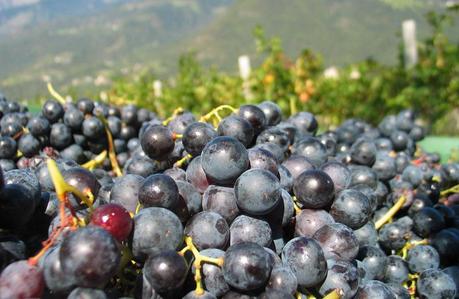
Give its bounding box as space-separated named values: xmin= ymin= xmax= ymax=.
xmin=238 ymin=55 xmax=253 ymax=100
xmin=402 ymin=19 xmax=418 ymax=69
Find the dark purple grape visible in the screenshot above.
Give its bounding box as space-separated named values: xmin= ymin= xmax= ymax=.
xmin=27 ymin=116 xmax=50 ymax=137
xmin=132 ymin=207 xmax=183 ymax=259
xmin=183 ymin=122 xmax=217 ymax=157
xmin=390 ymin=130 xmax=409 ymax=151
xmin=248 ymin=147 xmax=279 ymax=177
xmin=258 ymin=101 xmax=282 ymax=126
xmin=350 ymin=138 xmax=377 ymax=166
xmin=64 ymin=108 xmax=85 ymax=131
xmin=313 ymin=223 xmax=359 ymax=261
xmin=222 ymin=242 xmax=272 ymax=291
xmin=120 ymin=104 xmax=138 ymax=126
xmin=238 ymin=105 xmax=266 ymax=134
xmin=278 ymin=165 xmax=293 ymax=192
xmin=267 ymin=266 xmax=298 ymax=295
xmin=50 ymin=123 xmax=73 ymax=150
xmin=76 ymin=97 xmax=95 ymax=114
xmin=294 ymin=209 xmax=334 ymax=238
xmin=59 ymin=226 xmax=120 ymax=288
xmin=406 ymin=245 xmax=439 ymax=274
xmin=217 ymin=115 xmax=254 ymax=147
xmin=258 ymin=289 xmax=294 ymax=298
xmin=183 ymin=290 xmax=217 ymax=299
xmin=291 ymin=137 xmax=327 ymax=167
xmin=0 ymin=260 xmax=44 ymax=299
xmin=383 ymin=255 xmax=408 ymax=284
xmin=282 ymin=155 xmax=315 ymax=180
xmin=42 ymin=100 xmax=64 ymax=123
xmin=202 ymin=185 xmax=239 ymax=224
xmin=164 ymin=167 xmax=186 ymax=182
xmin=318 ymin=259 xmax=360 ymax=299
xmin=82 ymin=116 xmax=105 ymax=139
xmin=430 ymin=229 xmax=459 ymax=265
xmin=354 ymin=280 xmax=396 ymax=299
xmin=413 ymin=207 xmax=445 ymax=238
xmin=372 ymin=153 xmax=396 ymax=181
xmin=140 ymin=124 xmax=175 ymax=160
xmin=354 ymin=221 xmax=378 ymax=247
xmin=68 ymin=287 xmax=108 ymax=299
xmin=184 ymin=211 xmax=229 ymax=250
xmin=138 ymin=174 xmax=179 ymax=209
xmin=143 ymin=250 xmax=188 ymax=294
xmin=18 ymin=134 xmax=41 ymax=158
xmin=0 ymin=184 xmax=36 ymax=229
xmin=43 ymin=246 xmax=75 ymax=293
xmin=349 ymin=166 xmax=378 ymax=189
xmin=186 ymin=156 xmax=211 ymax=193
xmin=192 ymin=248 xmax=229 ymax=297
xmin=256 ymin=127 xmax=290 ymax=153
xmin=357 ymin=246 xmax=387 ymax=281
xmin=167 ymin=111 xmax=195 ymax=134
xmin=330 ymin=189 xmax=371 ymax=229
xmin=176 ymin=180 xmax=202 ymax=216
xmin=110 ymin=174 xmax=142 ymax=213
xmin=0 ymin=136 xmax=16 ymax=159
xmin=378 ymin=222 xmax=410 ymax=251
xmin=293 ymin=169 xmax=334 ymax=209
xmin=201 ymin=136 xmax=250 ymax=185
xmin=235 ymin=169 xmax=281 ymax=215
xmin=417 ymin=269 xmax=456 ymax=299
xmin=288 ymin=112 xmax=318 ymax=136
xmin=230 ymin=215 xmax=272 ymax=247
xmin=281 ymin=237 xmax=327 ymax=288
xmin=320 ymin=161 xmax=351 ymax=194
xmin=63 ymin=167 xmax=101 ymax=201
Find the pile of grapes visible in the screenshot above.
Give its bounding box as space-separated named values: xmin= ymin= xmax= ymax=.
xmin=0 ymin=90 xmax=458 ymax=299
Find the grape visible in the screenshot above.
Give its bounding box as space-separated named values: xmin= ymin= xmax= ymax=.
xmin=294 ymin=208 xmax=334 ymax=238
xmin=406 ymin=245 xmax=440 ymax=273
xmin=143 ymin=250 xmax=188 ymax=294
xmin=349 ymin=165 xmax=378 ymax=189
xmin=293 ymin=169 xmax=334 ymax=209
xmin=176 ymin=180 xmax=202 ymax=216
xmin=140 ymin=124 xmax=175 ymax=160
xmin=291 ymin=137 xmax=327 ymax=167
xmin=89 ymin=203 xmax=133 ymax=242
xmin=354 ymin=280 xmax=396 ymax=299
xmin=202 ymin=185 xmax=239 ymax=224
xmin=186 ymin=156 xmax=211 ymax=193
xmin=0 ymin=136 xmax=17 ymax=159
xmin=354 ymin=221 xmax=378 ymax=247
xmin=372 ymin=152 xmax=396 ymax=181
xmin=201 ymin=136 xmax=250 ymax=185
xmin=235 ymin=169 xmax=281 ymax=215
xmin=77 ymin=97 xmax=95 ymax=114
xmin=50 ymin=123 xmax=73 ymax=149
xmin=0 ymin=260 xmax=44 ymax=299
xmin=42 ymin=100 xmax=64 ymax=123
xmin=229 ymin=215 xmax=272 ymax=247
xmin=109 ymin=174 xmax=143 ymax=213
xmin=82 ymin=116 xmax=105 ymax=139
xmin=43 ymin=246 xmax=75 ymax=293
xmin=330 ymin=189 xmax=371 ymax=229
xmin=256 ymin=127 xmax=290 ymax=153
xmin=183 ymin=122 xmax=217 ymax=156
xmin=413 ymin=207 xmax=445 ymax=237
xmin=248 ymin=147 xmax=279 ymax=177
xmin=184 ymin=290 xmax=217 ymax=299
xmin=258 ymin=289 xmax=294 ymax=298
xmin=167 ymin=111 xmax=196 ymax=134
xmin=0 ymin=184 xmax=36 ymax=229
xmin=267 ymin=266 xmax=298 ymax=295
xmin=383 ymin=255 xmax=409 ymax=284
xmin=281 ymin=155 xmax=315 ymax=180
xmin=278 ymin=165 xmax=293 ymax=192
xmin=192 ymin=248 xmax=229 ymax=297
xmin=318 ymin=259 xmax=360 ymax=299
xmin=138 ymin=174 xmax=179 ymax=209
xmin=313 ymin=223 xmax=359 ymax=261
xmin=238 ymin=105 xmax=266 ymax=134
xmin=64 ymin=108 xmax=85 ymax=131
xmin=357 ymin=246 xmax=387 ymax=281
xmin=217 ymin=115 xmax=254 ymax=147
xmin=350 ymin=138 xmax=377 ymax=166
xmin=258 ymin=101 xmax=282 ymax=126
xmin=63 ymin=167 xmax=101 ymax=199
xmin=222 ymin=242 xmax=272 ymax=291
xmin=59 ymin=226 xmax=120 ymax=288
xmin=184 ymin=211 xmax=229 ymax=250
xmin=417 ymin=269 xmax=456 ymax=299
xmin=281 ymin=237 xmax=327 ymax=288
xmin=320 ymin=161 xmax=351 ymax=194
xmin=287 ymin=111 xmax=318 ymax=136
xmin=132 ymin=207 xmax=183 ymax=259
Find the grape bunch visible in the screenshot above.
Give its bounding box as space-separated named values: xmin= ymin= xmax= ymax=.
xmin=0 ymin=89 xmax=458 ymax=299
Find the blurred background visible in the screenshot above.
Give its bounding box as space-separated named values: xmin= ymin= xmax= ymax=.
xmin=0 ymin=0 xmax=458 ymax=140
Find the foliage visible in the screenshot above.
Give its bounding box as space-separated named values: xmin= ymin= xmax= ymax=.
xmin=106 ymin=9 xmax=459 ymax=135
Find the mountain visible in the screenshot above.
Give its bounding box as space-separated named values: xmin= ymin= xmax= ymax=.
xmin=0 ymin=0 xmax=456 ymax=99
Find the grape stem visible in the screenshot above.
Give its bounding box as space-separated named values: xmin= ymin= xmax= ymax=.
xmin=81 ymin=150 xmax=107 ymax=170
xmin=178 ymin=236 xmax=224 ymax=295
xmin=175 ymin=154 xmax=192 ymax=168
xmin=375 ymin=195 xmax=407 ymax=230
xmin=398 ymin=239 xmax=429 ymax=259
xmin=47 ymin=82 xmax=67 ymax=105
xmin=97 ymin=114 xmax=123 ymax=177
xmin=441 ymin=183 xmax=459 ymax=197
xmin=292 ymin=196 xmax=302 ymax=215
xmin=162 ymin=107 xmax=184 ymax=126
xmin=199 ymin=105 xmax=238 ymax=124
